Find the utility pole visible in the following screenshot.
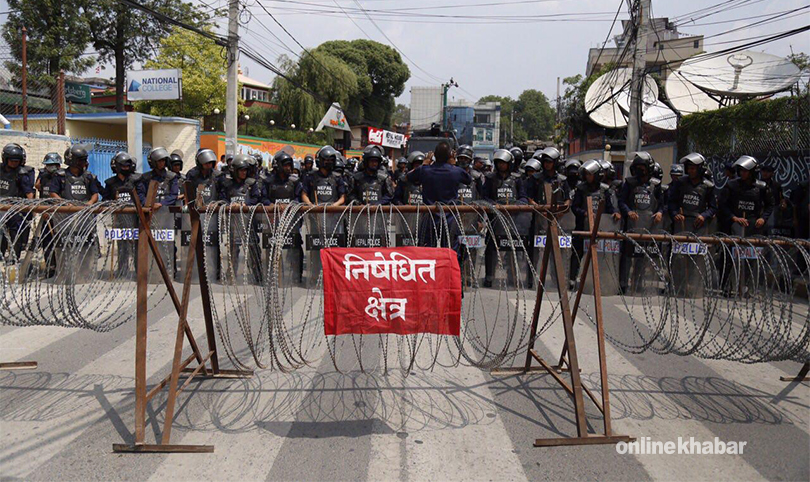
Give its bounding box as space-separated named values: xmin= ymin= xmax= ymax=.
xmin=510 ymin=109 xmax=514 ymax=146
xmin=225 ymin=0 xmax=240 ymax=155
xmin=625 ymin=0 xmax=649 ymax=166
xmin=441 ymin=78 xmax=457 ymax=131
xmin=21 ymin=27 xmax=27 ymax=131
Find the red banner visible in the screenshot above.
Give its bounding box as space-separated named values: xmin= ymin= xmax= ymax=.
xmin=321 ymin=247 xmax=461 ymax=336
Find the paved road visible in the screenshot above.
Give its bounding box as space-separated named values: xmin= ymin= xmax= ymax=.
xmin=0 ymin=281 xmax=808 ymax=481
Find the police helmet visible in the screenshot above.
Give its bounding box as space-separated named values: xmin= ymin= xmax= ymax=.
xmin=679 ymin=152 xmax=705 ymax=167
xmin=597 ymin=159 xmax=615 ymax=181
xmin=579 ymin=159 xmax=603 ymax=181
xmin=303 ymin=154 xmax=314 ymax=166
xmin=231 ymin=153 xmax=252 ymax=172
xmin=533 ymin=147 xmax=562 ymax=167
xmin=274 ymin=151 xmax=294 ymax=168
xmin=147 ymin=147 xmax=170 ymax=169
xmin=334 ymin=155 xmax=347 ymax=173
xmin=509 ymin=147 xmax=524 ymax=165
xmin=195 ymin=149 xmax=218 ymax=169
xmin=316 ymin=145 xmax=339 ymax=169
xmin=733 ymin=155 xmax=758 ymax=172
xmin=169 ymin=152 xmax=183 ymax=170
xmin=524 ymin=158 xmax=542 ymax=173
xmin=629 ymin=151 xmax=654 ymax=177
xmin=482 ymin=157 xmax=494 ymax=170
xmin=406 ymin=151 xmax=426 ymax=166
xmin=68 ymin=145 xmax=89 ymax=167
xmin=2 ymin=143 xmax=26 ymax=165
xmin=112 ymin=152 xmax=135 ymax=174
xmin=564 ymin=159 xmax=582 ymax=173
xmin=292 ymin=159 xmax=301 ymax=172
xmin=64 ymin=147 xmax=72 ymax=165
xmin=652 ymin=162 xmax=663 ymax=180
xmin=225 ymin=153 xmax=234 ymax=164
xmin=43 ymin=152 xmax=62 ymax=166
xmin=363 ymin=144 xmax=384 ymax=162
xmin=492 ymin=149 xmax=514 ymax=167
xmin=457 ymin=145 xmax=474 ymax=161
xmin=670 ymin=163 xmax=684 ymax=177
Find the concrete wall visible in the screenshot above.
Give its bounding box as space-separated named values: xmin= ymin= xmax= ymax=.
xmin=0 ymin=130 xmax=71 ymax=167
xmin=149 ymin=121 xmax=199 ymax=169
xmin=66 ymin=121 xmax=127 ymax=141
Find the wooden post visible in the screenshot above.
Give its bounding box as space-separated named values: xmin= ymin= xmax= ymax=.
xmin=56 ymin=71 xmax=66 ymax=135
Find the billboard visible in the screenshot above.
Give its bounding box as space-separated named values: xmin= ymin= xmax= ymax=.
xmin=368 ymin=127 xmax=407 ymax=149
xmin=64 ymin=82 xmax=91 ymax=105
xmin=125 ymin=69 xmax=182 ymax=101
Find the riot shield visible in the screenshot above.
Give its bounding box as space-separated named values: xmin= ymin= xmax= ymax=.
xmin=303 ymin=209 xmax=346 ymax=288
xmin=670 ymin=215 xmax=711 ymax=298
xmin=220 ymin=210 xmax=262 ymax=286
xmin=533 ymin=212 xmax=575 ymax=292
xmin=53 ymin=213 xmax=97 ymax=285
xmin=581 ymin=215 xmax=621 ymax=296
xmin=147 ymin=207 xmax=176 ymax=284
xmin=620 ymin=210 xmax=666 ymax=296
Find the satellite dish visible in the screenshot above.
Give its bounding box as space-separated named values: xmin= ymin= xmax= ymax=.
xmin=585 ymin=68 xmax=658 ymax=128
xmin=642 ymin=101 xmax=678 ymax=131
xmin=676 ymin=50 xmax=801 ymax=97
xmin=664 ymin=70 xmax=722 ymax=115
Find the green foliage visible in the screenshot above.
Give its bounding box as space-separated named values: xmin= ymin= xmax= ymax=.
xmin=86 ymin=0 xmax=208 ymax=111
xmin=274 ymin=51 xmax=359 ymax=130
xmin=239 ymin=105 xmax=329 ymax=144
xmin=479 ymin=91 xmax=555 ymax=145
xmin=135 ymin=28 xmax=226 ymax=118
xmin=392 ymin=103 xmax=410 ymax=125
xmin=559 ymin=63 xmax=616 ymax=138
xmin=1 ymin=0 xmax=94 ymax=98
xmin=787 ymin=52 xmax=809 ymax=95
xmin=273 ymin=39 xmax=410 ymax=128
xmin=315 ymin=39 xmax=410 ymax=126
xmin=677 ymin=94 xmax=810 ymax=155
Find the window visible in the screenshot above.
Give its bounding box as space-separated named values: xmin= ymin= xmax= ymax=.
xmin=693 ymin=40 xmax=700 ymax=49
xmin=474 ymin=113 xmax=490 ymax=124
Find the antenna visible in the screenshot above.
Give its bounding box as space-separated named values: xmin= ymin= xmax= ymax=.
xmin=676 ymin=50 xmax=801 ymax=98
xmin=584 ymin=68 xmax=657 ymax=129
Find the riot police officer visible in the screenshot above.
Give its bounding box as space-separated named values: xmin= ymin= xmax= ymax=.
xmin=49 ymin=145 xmax=100 ymax=204
xmin=0 ymin=143 xmax=35 ymax=261
xmin=618 ymin=151 xmax=664 ymax=226
xmin=618 ymin=151 xmax=664 ymax=293
xmin=483 ymin=149 xmax=526 ymax=287
xmin=718 ymin=155 xmax=772 ymax=236
xmin=563 ymin=159 xmax=581 ymax=201
xmin=36 ymin=152 xmax=61 ymax=198
xmin=136 ymin=147 xmax=179 ymax=208
xmin=527 ymin=147 xmax=567 ymax=205
xmin=102 ymin=152 xmax=140 ymax=202
xmin=186 ymin=149 xmax=221 ymax=204
xmin=170 ymin=151 xmax=185 ymax=180
xmin=395 ymin=157 xmax=408 ymax=184
xmin=456 ymin=145 xmax=483 ymax=197
xmin=481 ymin=157 xmax=493 ymax=174
xmin=265 ymin=151 xmax=302 ymax=204
xmin=351 ymin=145 xmax=394 ymax=205
xmin=394 ymin=151 xmax=425 ymax=205
xmin=219 ymin=154 xmax=260 ymax=205
xmin=302 ymin=146 xmax=346 ymax=206
xmin=303 ymin=154 xmax=315 ymax=176
xmin=667 ymin=153 xmax=716 ymax=233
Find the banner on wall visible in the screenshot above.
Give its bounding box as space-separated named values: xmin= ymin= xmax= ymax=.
xmin=321 ymin=247 xmax=461 ymax=336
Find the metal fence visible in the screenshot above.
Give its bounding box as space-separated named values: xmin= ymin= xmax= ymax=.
xmin=73 ymin=137 xmax=153 ymax=181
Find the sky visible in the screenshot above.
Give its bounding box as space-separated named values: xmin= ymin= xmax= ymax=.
xmin=2 ymin=0 xmax=809 ymax=105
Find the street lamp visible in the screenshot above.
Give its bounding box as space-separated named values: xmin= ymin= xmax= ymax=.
xmin=308 ymin=127 xmax=314 ymax=133
xmin=213 ymin=108 xmax=221 ymax=131
xmin=270 ymin=119 xmax=275 ymax=126
xmin=243 ymin=114 xmax=250 ymax=135
xmin=291 ymin=124 xmax=296 ymax=129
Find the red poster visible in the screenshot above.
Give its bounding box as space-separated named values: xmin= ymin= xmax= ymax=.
xmin=321 ymin=247 xmax=461 ymax=336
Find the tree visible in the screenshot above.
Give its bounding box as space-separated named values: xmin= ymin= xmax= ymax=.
xmin=310 ymin=39 xmax=410 ymax=126
xmin=135 ymin=28 xmax=226 ymax=118
xmin=479 ymin=94 xmax=525 ymax=146
xmin=788 ymin=52 xmax=809 ymax=94
xmin=514 ymin=89 xmax=555 ymax=141
xmin=559 ymin=63 xmax=616 ymax=139
xmin=392 ymin=104 xmax=410 ymax=125
xmin=273 ymin=50 xmax=360 ymax=131
xmin=1 ymin=0 xmax=94 ymax=108
xmin=85 ymin=0 xmax=207 ymax=112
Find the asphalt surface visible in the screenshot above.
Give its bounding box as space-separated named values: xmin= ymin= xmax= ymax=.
xmin=1 ymin=275 xmax=808 ymax=481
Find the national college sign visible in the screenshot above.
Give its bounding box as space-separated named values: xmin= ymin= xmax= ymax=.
xmin=125 ymin=69 xmax=182 ymax=101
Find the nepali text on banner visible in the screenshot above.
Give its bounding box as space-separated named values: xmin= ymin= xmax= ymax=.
xmin=321 ymin=247 xmax=461 ymax=336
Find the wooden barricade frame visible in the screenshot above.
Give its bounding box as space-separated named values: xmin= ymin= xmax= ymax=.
xmin=491 ymin=186 xmax=634 ymax=447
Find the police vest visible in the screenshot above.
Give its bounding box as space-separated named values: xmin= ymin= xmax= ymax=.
xmin=626 ymin=176 xmax=659 ymax=212
xmin=402 ymin=181 xmax=423 ymax=205
xmin=354 ymin=171 xmax=386 ymax=204
xmin=575 ymin=181 xmax=609 ymax=214
xmin=224 ymin=178 xmax=256 ymax=204
xmin=187 ymin=167 xmax=219 ymax=204
xmin=489 ymin=174 xmax=519 ymax=204
xmin=311 ymin=173 xmax=340 ymax=204
xmin=267 ymin=174 xmax=297 ymax=203
xmin=38 ymin=169 xmax=55 ymax=198
xmin=0 ymin=166 xmax=28 ymax=198
xmin=457 ymin=181 xmax=477 ymax=204
xmin=678 ymin=178 xmax=712 ymax=218
xmin=141 ymin=170 xmax=177 ymax=205
xmin=60 ymin=170 xmax=96 ymax=202
xmin=728 ymin=179 xmax=766 ymax=220
xmin=534 ymin=172 xmax=567 ymax=204
xmin=106 ymin=173 xmax=140 ymax=203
